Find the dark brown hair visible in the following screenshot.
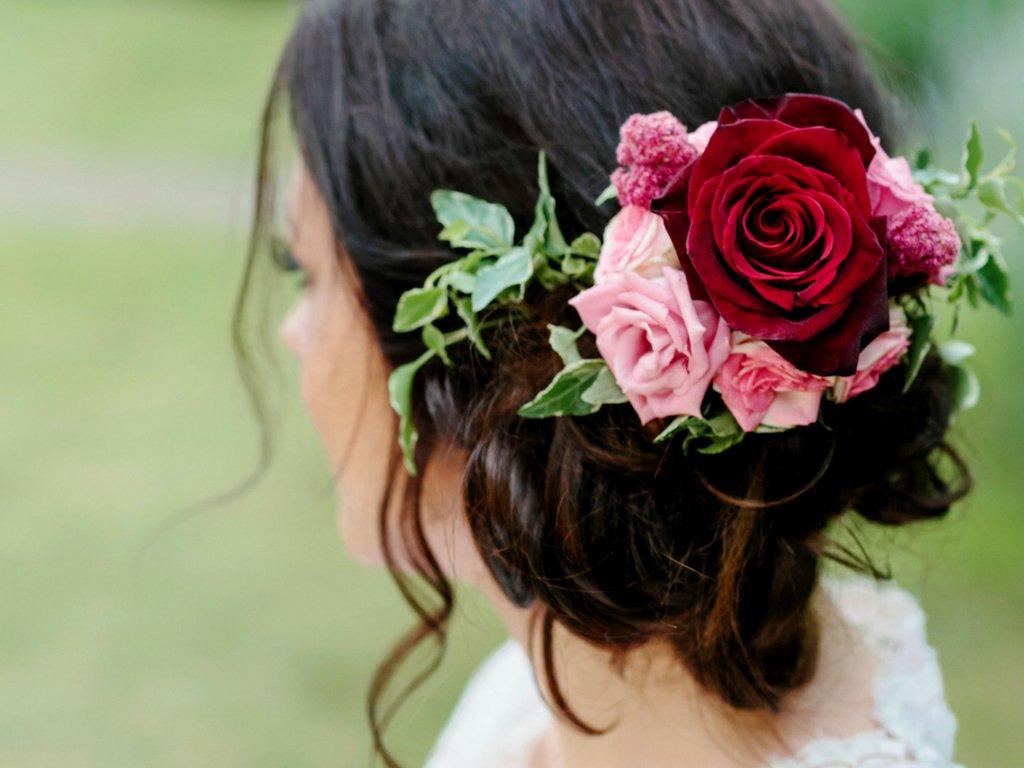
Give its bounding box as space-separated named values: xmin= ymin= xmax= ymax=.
xmin=235 ymin=1 xmax=970 ymax=765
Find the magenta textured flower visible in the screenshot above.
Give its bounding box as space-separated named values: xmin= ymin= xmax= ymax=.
xmin=569 ymin=266 xmax=730 ymax=423
xmin=616 ymin=111 xmax=695 ymax=167
xmin=714 ymin=335 xmax=832 ymax=432
xmin=887 ymin=204 xmax=962 ymax=286
xmin=612 ymin=111 xmax=699 ymax=208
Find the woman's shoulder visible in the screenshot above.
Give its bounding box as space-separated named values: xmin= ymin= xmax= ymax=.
xmin=760 ymin=575 xmax=962 ymax=768
xmin=425 ymin=576 xmax=961 ymax=768
xmin=424 ymin=637 xmax=551 ymax=768
xmin=814 ymin=576 xmax=962 ymax=766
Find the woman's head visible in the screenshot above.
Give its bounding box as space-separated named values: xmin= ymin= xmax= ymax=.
xmin=240 ymin=0 xmax=968 ymax=763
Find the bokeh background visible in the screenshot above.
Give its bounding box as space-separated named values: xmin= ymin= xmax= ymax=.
xmin=3 ymin=1 xmax=1022 ymax=766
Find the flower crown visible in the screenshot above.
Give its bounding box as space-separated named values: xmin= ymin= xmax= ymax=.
xmin=389 ymin=94 xmax=1018 ymax=475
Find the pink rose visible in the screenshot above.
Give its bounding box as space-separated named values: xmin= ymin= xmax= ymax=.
xmin=594 ymin=205 xmax=680 ymax=283
xmin=855 ymin=109 xmax=933 ymax=218
xmin=867 ymin=145 xmax=933 ymax=218
xmin=714 ymin=335 xmax=832 ymax=432
xmin=832 ymin=307 xmax=911 ymax=402
xmin=687 ymin=120 xmax=718 ymax=153
xmin=569 ymin=266 xmax=730 ymax=423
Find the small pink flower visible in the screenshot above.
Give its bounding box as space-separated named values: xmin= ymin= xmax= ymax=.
xmin=594 ymin=205 xmax=680 ymax=283
xmin=612 ymin=111 xmax=699 ymax=208
xmin=569 ymin=266 xmax=730 ymax=424
xmin=714 ymin=336 xmax=832 ymax=432
xmin=687 ymin=121 xmax=718 ymax=153
xmin=887 ymin=203 xmax=962 ymax=286
xmin=832 ymin=307 xmax=912 ymax=403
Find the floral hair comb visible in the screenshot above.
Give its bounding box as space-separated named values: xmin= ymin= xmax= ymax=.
xmin=389 ymin=94 xmax=1018 ymax=475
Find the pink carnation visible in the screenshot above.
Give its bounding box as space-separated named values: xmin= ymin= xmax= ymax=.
xmin=612 ymin=111 xmax=699 ymax=208
xmin=569 ymin=266 xmax=730 ymax=424
xmin=832 ymin=308 xmax=912 ymax=403
xmin=887 ymin=204 xmax=962 ymax=286
xmin=616 ymin=111 xmax=694 ymax=167
xmin=594 ymin=205 xmax=680 ymax=283
xmin=714 ymin=336 xmax=832 ymax=433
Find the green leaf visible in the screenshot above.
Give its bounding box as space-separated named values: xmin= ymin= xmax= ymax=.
xmin=949 ymin=365 xmax=981 ymax=413
xmin=914 ymin=167 xmax=961 ymax=190
xmin=946 ymin=275 xmax=966 ymax=303
xmin=569 ymin=232 xmax=602 ymax=257
xmin=965 ymin=274 xmax=980 ymax=308
xmin=454 ymin=296 xmax=491 ymax=359
xmin=442 ymin=269 xmax=476 ymax=294
xmin=976 ymin=255 xmax=1012 ymax=315
xmin=471 ymin=246 xmax=534 ymax=311
xmin=533 ymin=255 xmax=571 ymax=290
xmin=989 ymin=128 xmax=1018 ymax=178
xmin=437 ymin=220 xmax=471 ymax=245
xmin=694 ymin=430 xmax=745 ymax=455
xmin=547 ymin=324 xmax=585 ymax=365
xmin=431 ymin=190 xmax=515 ymax=250
xmin=560 ymin=254 xmax=592 ymax=278
xmin=937 ymin=340 xmax=976 ymax=366
xmin=517 ymin=359 xmax=605 ymax=418
xmin=651 ymin=410 xmax=745 ymax=454
xmin=962 ymin=122 xmax=984 ymax=191
xmin=581 ymin=365 xmax=628 ymax=406
xmin=594 ymin=183 xmax=618 ymax=207
xmin=654 ymin=416 xmax=693 ymax=444
xmin=1005 ymin=175 xmax=1024 ymax=216
xmin=526 ymin=152 xmax=569 ymax=257
xmin=903 ymin=313 xmax=937 ymax=393
xmin=694 ymin=411 xmax=745 ymax=454
xmin=914 ymin=148 xmax=932 ymax=170
xmin=393 ymin=287 xmax=449 ymax=333
xmin=977 ymin=178 xmax=1024 ymax=228
xmin=421 ymin=324 xmax=452 ymax=366
xmin=958 ymin=244 xmax=991 ymax=276
xmin=387 ymin=351 xmax=435 ymax=476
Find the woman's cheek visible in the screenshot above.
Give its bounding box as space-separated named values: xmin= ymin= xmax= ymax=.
xmin=280 ymin=294 xmax=312 ymax=358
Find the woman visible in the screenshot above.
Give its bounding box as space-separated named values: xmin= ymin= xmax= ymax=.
xmin=238 ymin=0 xmax=976 ymax=765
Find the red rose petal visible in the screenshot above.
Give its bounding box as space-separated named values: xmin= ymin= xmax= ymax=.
xmin=755 ymin=126 xmax=872 ymax=214
xmin=718 ymin=93 xmax=877 ymax=167
xmin=768 ymin=258 xmax=890 ymax=375
xmin=686 ymin=119 xmax=791 ymax=214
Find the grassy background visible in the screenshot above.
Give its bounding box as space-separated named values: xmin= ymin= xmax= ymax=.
xmin=2 ymin=1 xmax=1021 ymax=766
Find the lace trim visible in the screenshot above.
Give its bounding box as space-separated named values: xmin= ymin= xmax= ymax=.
xmin=425 ymin=576 xmax=960 ymax=768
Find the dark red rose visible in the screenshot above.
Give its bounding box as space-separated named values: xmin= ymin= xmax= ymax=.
xmin=652 ymin=94 xmax=889 ymax=376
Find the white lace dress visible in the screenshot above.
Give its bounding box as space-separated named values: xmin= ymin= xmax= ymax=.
xmin=424 ymin=577 xmax=961 ymax=768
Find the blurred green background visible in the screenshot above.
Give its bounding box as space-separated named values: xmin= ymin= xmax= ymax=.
xmin=2 ymin=1 xmax=1021 ymax=766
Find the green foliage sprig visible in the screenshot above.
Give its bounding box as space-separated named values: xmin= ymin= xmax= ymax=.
xmin=904 ymin=124 xmax=1022 ymax=410
xmin=387 ymin=153 xmax=608 ymax=474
